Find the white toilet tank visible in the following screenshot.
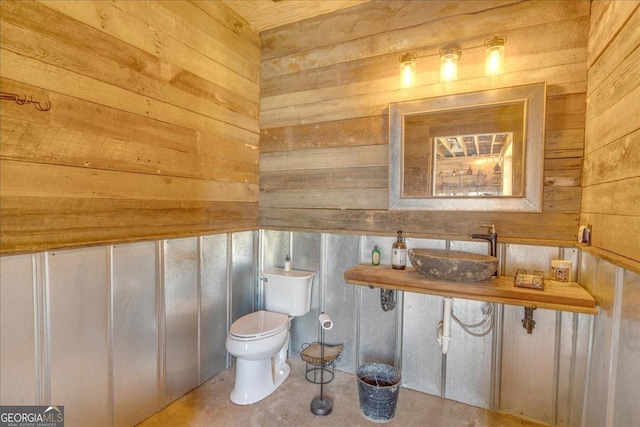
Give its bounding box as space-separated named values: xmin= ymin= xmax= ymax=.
xmin=262 ymin=267 xmax=316 ymax=316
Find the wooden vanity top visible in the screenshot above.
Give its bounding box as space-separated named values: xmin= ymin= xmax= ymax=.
xmin=344 ymin=264 xmax=597 ymax=315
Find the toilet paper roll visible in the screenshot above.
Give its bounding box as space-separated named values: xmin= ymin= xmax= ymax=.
xmin=318 ymin=313 xmax=333 ymax=330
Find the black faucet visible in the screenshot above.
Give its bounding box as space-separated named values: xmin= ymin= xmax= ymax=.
xmin=471 ymin=224 xmax=498 ymax=277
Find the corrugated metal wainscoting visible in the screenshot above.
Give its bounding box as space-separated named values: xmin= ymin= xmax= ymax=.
xmin=261 ymin=231 xmax=609 ymax=426
xmin=2 ymin=230 xmax=638 ymax=426
xmin=0 ymin=231 xmax=256 ymax=427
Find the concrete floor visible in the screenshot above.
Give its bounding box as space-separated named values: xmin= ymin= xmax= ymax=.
xmin=138 ymin=359 xmax=545 ymax=427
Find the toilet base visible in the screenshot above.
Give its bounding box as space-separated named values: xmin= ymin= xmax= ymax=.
xmin=229 ymin=334 xmax=290 ymax=405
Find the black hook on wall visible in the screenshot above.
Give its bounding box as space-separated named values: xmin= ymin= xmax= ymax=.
xmin=0 ymin=91 xmax=51 ymax=111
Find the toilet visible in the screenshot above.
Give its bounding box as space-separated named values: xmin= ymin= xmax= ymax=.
xmin=225 ymin=267 xmax=316 ymax=405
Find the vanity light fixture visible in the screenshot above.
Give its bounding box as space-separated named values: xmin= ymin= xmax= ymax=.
xmin=399 ymin=52 xmax=417 ymax=88
xmin=439 ymin=45 xmax=461 ymax=82
xmin=485 ymin=36 xmax=507 ymax=76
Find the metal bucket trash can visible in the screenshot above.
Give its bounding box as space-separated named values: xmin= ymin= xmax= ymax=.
xmin=357 ymin=363 xmax=401 ymax=423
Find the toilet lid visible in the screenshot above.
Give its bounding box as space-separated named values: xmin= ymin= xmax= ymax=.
xmin=230 ymin=310 xmax=288 ymax=339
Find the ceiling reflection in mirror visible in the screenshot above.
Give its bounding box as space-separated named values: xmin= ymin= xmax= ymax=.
xmin=403 ymin=102 xmax=525 ymax=198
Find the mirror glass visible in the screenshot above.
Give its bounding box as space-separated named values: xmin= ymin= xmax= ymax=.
xmin=389 ymin=83 xmax=545 ymax=211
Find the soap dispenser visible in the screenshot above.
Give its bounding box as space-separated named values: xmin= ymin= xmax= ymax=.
xmin=391 ymin=231 xmax=407 ymax=270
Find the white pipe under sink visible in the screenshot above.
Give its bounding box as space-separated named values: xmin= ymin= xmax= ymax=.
xmin=437 ymin=297 xmax=453 ymax=354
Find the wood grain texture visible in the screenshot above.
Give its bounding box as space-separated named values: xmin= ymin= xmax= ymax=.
xmin=259 ymin=208 xmax=580 ymax=242
xmin=583 ymin=1 xmax=640 ymax=263
xmin=222 ymin=0 xmax=371 ymax=33
xmin=0 ymin=1 xmax=260 ymax=255
xmin=588 ymin=1 xmax=639 ymax=68
xmin=582 ymin=129 xmax=639 ymax=187
xmin=344 ymin=264 xmax=596 ymax=314
xmin=258 ymin=1 xmax=589 ymax=244
xmin=0 ymin=197 xmax=257 ymax=255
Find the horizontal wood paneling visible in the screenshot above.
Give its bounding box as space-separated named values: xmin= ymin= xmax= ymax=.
xmin=260 ymin=116 xmax=387 ymax=153
xmin=0 ymin=81 xmax=258 ymax=183
xmin=260 ymin=145 xmax=387 ymax=171
xmin=259 ymin=208 xmax=579 ymax=242
xmin=261 ymin=1 xmax=586 ymax=77
xmin=587 ymin=3 xmax=639 ymax=96
xmin=1 ymin=160 xmax=258 ymax=203
xmin=582 ymin=2 xmax=640 ymax=264
xmin=38 ymin=0 xmax=260 ymax=101
xmin=587 ymin=1 xmax=638 ymax=68
xmin=259 ymin=0 xmax=589 ymax=243
xmin=0 ymin=1 xmax=260 ymax=255
xmin=260 ymin=167 xmax=387 ymax=191
xmin=582 ymin=130 xmax=639 ymax=187
xmin=1 ymin=197 xmax=257 ymax=254
xmin=222 ymin=0 xmax=370 ymax=33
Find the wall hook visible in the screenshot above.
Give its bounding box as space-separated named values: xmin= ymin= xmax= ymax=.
xmin=0 ymin=91 xmax=51 ymax=111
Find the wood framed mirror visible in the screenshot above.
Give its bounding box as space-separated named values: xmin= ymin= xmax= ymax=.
xmin=389 ymin=82 xmax=546 ymax=211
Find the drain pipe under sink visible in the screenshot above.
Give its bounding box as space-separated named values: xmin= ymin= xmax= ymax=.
xmin=437 ymin=297 xmax=453 ymax=354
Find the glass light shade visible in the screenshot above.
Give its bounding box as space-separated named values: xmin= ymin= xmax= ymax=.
xmin=399 ymin=53 xmax=417 ymax=88
xmin=485 ymin=36 xmax=506 ymax=76
xmin=439 ymin=48 xmax=460 ymax=82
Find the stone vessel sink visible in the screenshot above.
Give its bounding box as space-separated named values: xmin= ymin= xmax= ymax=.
xmin=408 ymin=248 xmax=498 ymax=282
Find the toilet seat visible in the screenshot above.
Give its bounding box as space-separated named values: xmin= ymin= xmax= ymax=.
xmin=230 ymin=310 xmax=288 ymax=341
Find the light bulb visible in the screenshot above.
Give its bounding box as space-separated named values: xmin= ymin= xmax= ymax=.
xmin=399 ymin=53 xmax=417 ymax=88
xmin=439 ymin=47 xmax=461 ymax=82
xmin=485 ymin=36 xmax=506 ymax=76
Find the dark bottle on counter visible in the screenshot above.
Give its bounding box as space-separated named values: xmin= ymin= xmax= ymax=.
xmin=391 ymin=231 xmax=407 ymax=270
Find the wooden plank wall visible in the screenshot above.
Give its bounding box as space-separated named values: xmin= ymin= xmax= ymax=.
xmin=259 ymin=0 xmax=589 ymax=243
xmin=582 ymin=2 xmax=640 ymax=264
xmin=0 ymin=1 xmax=260 ymax=255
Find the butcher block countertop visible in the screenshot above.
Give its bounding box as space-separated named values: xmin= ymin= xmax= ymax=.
xmin=344 ymin=264 xmax=597 ymax=315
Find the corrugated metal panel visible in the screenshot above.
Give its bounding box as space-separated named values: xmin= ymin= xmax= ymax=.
xmin=163 ymin=238 xmax=199 ymax=404
xmin=289 ymin=232 xmax=321 ymax=357
xmin=569 ymin=312 xmax=593 ymax=426
xmin=324 ymin=233 xmax=359 ymax=373
xmin=402 ymin=236 xmax=446 ymax=393
xmin=231 ymin=231 xmax=255 ymax=323
xmin=259 ymin=230 xmax=290 ymax=311
xmin=503 ymin=243 xmax=558 ymax=276
xmin=583 ymin=256 xmax=617 ymax=426
xmin=48 ymin=247 xmax=109 ymax=426
xmin=578 ymin=251 xmax=598 ymax=294
xmin=556 ymin=310 xmax=592 ymax=426
xmin=112 ymin=242 xmax=160 ymax=426
xmin=614 ymin=269 xmax=640 ymax=426
xmin=445 ymin=298 xmax=493 ymax=409
xmin=5 ymin=231 xmax=631 ymax=426
xmin=361 ymin=235 xmax=396 ymax=266
xmin=261 ymin=230 xmax=290 ymax=272
xmin=401 ymin=292 xmax=443 ymax=396
xmin=0 ymin=254 xmax=36 ymax=405
xmin=200 ymin=234 xmax=229 ymax=381
xmin=499 ymin=244 xmax=562 ymax=423
xmin=450 ymin=240 xmax=493 ymax=256
xmin=358 ymin=285 xmax=396 ymax=366
xmin=562 ymin=248 xmax=580 ymax=283
xmin=500 ymin=305 xmax=557 ymax=423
